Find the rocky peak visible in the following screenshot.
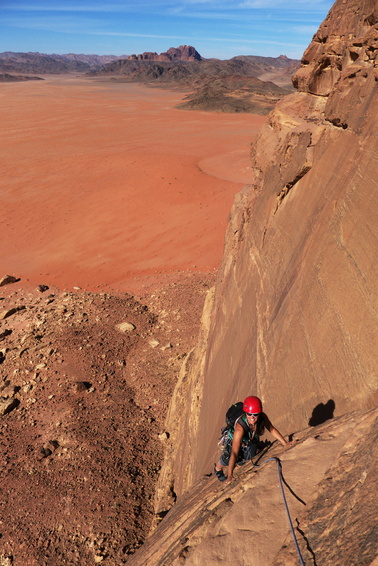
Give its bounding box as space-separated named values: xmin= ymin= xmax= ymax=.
xmin=166 ymin=45 xmax=202 ymax=61
xmin=128 ymin=45 xmax=202 ymax=62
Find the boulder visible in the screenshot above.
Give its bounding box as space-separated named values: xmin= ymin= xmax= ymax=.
xmin=0 ymin=306 xmax=26 ymax=320
xmin=115 ymin=322 xmax=136 ymax=333
xmin=0 ymin=275 xmax=19 ymax=287
xmin=0 ymin=397 xmax=19 ymax=416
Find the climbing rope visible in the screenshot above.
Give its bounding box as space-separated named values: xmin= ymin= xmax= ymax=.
xmin=262 ymin=457 xmax=306 ymax=566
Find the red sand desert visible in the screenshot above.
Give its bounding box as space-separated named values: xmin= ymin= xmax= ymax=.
xmin=1 ymin=76 xmax=267 ymax=293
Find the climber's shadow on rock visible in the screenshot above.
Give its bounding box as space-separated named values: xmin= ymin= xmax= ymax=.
xmin=308 ymin=399 xmax=335 ymax=426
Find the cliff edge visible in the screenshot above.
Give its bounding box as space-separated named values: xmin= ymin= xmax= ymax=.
xmin=135 ymin=0 xmax=378 ymax=563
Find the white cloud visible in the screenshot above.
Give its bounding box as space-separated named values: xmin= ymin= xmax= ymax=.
xmin=7 ymin=0 xmax=332 ymax=11
xmin=239 ymin=0 xmax=328 ymax=6
xmin=4 ymin=2 xmax=162 ymax=12
xmin=91 ymin=32 xmax=187 ymax=40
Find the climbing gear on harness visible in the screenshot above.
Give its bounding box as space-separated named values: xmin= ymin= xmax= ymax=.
xmin=218 ymin=426 xmax=260 ymax=470
xmin=243 ymin=396 xmax=262 ymax=414
xmin=219 ymin=408 xmax=251 ymax=452
xmin=214 ymin=464 xmax=227 ymax=482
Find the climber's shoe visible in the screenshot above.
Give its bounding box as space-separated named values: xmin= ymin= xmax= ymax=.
xmin=214 ymin=464 xmax=227 ymax=482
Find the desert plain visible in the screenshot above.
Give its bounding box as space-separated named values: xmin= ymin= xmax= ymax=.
xmin=1 ymin=75 xmax=267 ymax=293
xmin=0 ymin=75 xmax=270 ymax=563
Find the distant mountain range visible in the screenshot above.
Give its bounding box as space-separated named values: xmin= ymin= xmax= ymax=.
xmin=97 ymin=56 xmax=293 ymax=81
xmin=0 ymin=46 xmax=299 ymax=81
xmin=91 ymin=46 xmax=299 ymax=88
xmin=0 ymin=46 xmax=301 ymax=113
xmin=0 ymin=51 xmax=127 ymax=74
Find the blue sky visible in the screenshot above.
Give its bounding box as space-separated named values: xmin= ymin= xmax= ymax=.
xmin=0 ymin=0 xmax=335 ymax=60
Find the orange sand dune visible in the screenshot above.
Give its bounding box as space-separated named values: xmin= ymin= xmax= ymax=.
xmin=1 ymin=76 xmax=267 ymax=293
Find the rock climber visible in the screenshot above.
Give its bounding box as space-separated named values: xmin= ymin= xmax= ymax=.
xmin=214 ymin=395 xmax=296 ymax=483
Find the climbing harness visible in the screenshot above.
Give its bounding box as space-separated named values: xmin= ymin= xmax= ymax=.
xmin=258 ymin=457 xmax=306 ymax=566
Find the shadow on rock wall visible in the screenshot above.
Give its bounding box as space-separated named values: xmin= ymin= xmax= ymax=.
xmin=308 ymin=399 xmax=335 ymax=426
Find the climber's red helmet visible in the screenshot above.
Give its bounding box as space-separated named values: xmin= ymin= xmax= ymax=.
xmin=243 ymin=396 xmax=262 ymax=414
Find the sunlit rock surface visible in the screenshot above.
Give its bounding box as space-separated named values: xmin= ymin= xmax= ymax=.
xmin=130 ymin=409 xmax=377 ymax=566
xmin=136 ymin=1 xmax=378 ymax=564
xmin=186 ymin=0 xmax=378 ymax=490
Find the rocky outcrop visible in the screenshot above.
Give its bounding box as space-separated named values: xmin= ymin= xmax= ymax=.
xmin=186 ymin=0 xmax=377 ymax=487
xmin=0 ymin=73 xmax=43 ymax=82
xmin=155 ymin=0 xmax=378 ymax=523
xmin=165 ymin=45 xmax=202 ymax=62
xmin=177 ymin=76 xmax=289 ymax=114
xmin=293 ymin=0 xmax=378 ymax=97
xmin=128 ymin=45 xmax=202 ymax=62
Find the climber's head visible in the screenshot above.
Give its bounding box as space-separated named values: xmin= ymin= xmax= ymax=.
xmin=243 ymin=396 xmax=262 ymax=419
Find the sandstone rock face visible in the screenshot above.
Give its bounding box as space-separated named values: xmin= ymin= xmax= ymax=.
xmin=193 ymin=0 xmax=378 ymax=487
xmin=160 ymin=0 xmax=378 ymax=507
xmin=129 ymin=408 xmax=378 ymax=566
xmin=293 ymin=0 xmax=378 ymax=97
